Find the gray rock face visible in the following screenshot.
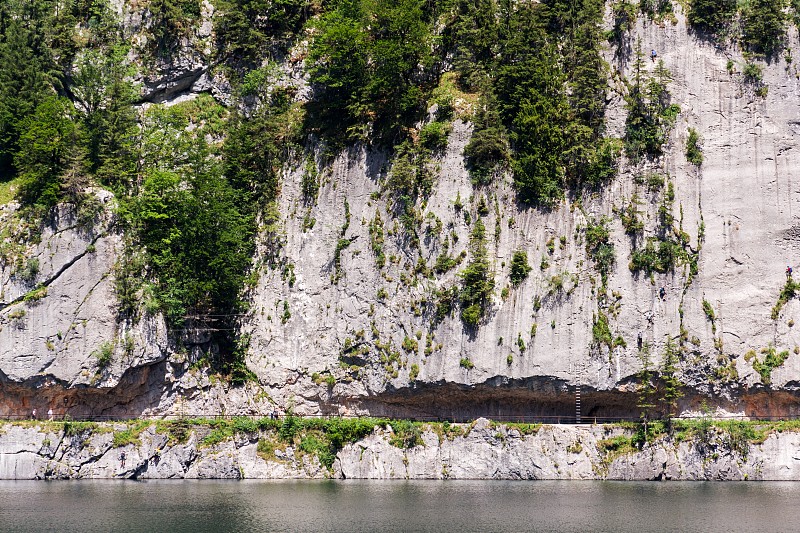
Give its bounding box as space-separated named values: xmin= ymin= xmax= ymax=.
xmin=3 ymin=419 xmax=800 ymax=481
xmin=0 ymin=197 xmax=169 ymax=417
xmin=242 ymin=9 xmax=800 ymax=417
xmin=5 ymin=5 xmax=800 ymax=420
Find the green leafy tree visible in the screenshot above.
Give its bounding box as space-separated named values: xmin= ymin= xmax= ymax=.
xmin=637 ymin=343 xmax=656 ymax=428
xmin=463 ymin=98 xmax=508 ymax=185
xmin=306 ymin=0 xmax=433 ymax=143
xmin=128 ymin=139 xmax=256 ymax=336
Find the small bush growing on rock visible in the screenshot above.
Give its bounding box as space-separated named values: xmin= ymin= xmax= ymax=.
xmin=23 ymin=284 xmax=47 ymax=303
xmin=402 ymin=336 xmax=419 ymax=353
xmin=18 ymin=258 xmax=39 ymax=284
xmin=256 ymin=437 xmax=278 ymax=459
xmin=772 ymin=280 xmax=800 ymax=319
xmin=112 ymin=421 xmax=151 ymax=447
xmin=585 ymin=217 xmax=615 ymax=285
xmin=459 ymin=357 xmax=475 ymax=370
xmin=685 ymin=128 xmax=703 ymax=166
xmin=743 ymin=62 xmax=763 ymax=83
xmin=509 ymin=250 xmax=531 ymax=285
xmin=203 ymin=427 xmax=233 ymax=447
xmin=460 ymin=220 xmax=494 ymax=327
xmin=93 ymin=341 xmax=113 ymax=370
xmin=389 ymin=420 xmax=423 ymax=449
xmin=752 ymin=344 xmax=790 ymax=385
xmin=299 ymin=434 xmax=335 ymax=468
xmin=419 ymin=121 xmax=451 ymax=152
xmin=702 ymin=299 xmax=716 ymax=321
xmin=63 ymin=420 xmax=97 ymax=437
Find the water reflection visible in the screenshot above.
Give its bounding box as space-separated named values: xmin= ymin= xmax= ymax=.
xmin=0 ymin=480 xmax=796 ymax=532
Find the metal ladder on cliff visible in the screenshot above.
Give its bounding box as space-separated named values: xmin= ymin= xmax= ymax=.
xmin=574 ymin=361 xmax=585 ymax=424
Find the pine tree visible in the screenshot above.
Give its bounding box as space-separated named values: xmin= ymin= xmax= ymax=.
xmin=688 ymin=0 xmax=737 ymax=35
xmin=637 ymin=342 xmax=656 ymax=427
xmin=742 ymin=0 xmax=787 ymax=57
xmin=460 ymin=219 xmax=494 ymax=327
xmin=0 ymin=5 xmax=58 ymax=178
xmin=660 ymin=336 xmax=683 ymax=426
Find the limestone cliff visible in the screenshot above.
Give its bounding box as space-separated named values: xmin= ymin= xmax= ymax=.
xmin=2 ymin=418 xmax=800 ymax=481
xmin=4 ymin=2 xmax=800 ymax=420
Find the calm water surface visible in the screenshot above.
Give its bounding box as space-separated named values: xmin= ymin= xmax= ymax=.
xmin=0 ymin=479 xmax=796 ymax=532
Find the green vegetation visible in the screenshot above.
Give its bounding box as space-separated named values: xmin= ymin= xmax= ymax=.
xmin=92 ymin=341 xmax=113 ymax=370
xmin=618 ymin=194 xmax=644 ymax=236
xmin=23 ymin=284 xmax=47 ymax=303
xmin=112 ymin=420 xmax=151 ymax=447
xmin=772 ymin=279 xmax=800 ymax=319
xmin=629 ymin=180 xmax=698 ymax=279
xmin=0 ymin=1 xmax=278 ymax=384
xmin=688 ymin=0 xmax=789 ymax=58
xmin=592 ymin=311 xmax=620 ymax=354
xmin=509 ymin=250 xmax=531 ymax=285
xmin=215 ymin=0 xmax=311 ymax=68
xmin=62 ymin=420 xmax=98 ymax=438
xmin=624 ymin=44 xmax=681 ymax=162
xmin=702 ymin=299 xmax=716 ymax=321
xmin=685 ymin=128 xmax=703 ymax=166
xmin=585 ymin=217 xmax=615 ymax=285
xmin=742 ymin=0 xmax=787 ymax=57
xmin=306 ymin=0 xmax=435 ymax=144
xmin=659 ymin=337 xmax=683 ymax=422
xmin=748 ymin=345 xmax=790 ymax=385
xmin=460 ymin=219 xmax=494 ymax=327
xmin=688 ymin=0 xmax=737 ymax=36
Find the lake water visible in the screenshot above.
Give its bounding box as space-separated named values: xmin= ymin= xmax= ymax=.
xmin=0 ymin=480 xmax=796 ymax=532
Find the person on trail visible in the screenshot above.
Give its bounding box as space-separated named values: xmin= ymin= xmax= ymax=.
xmin=659 ymin=287 xmax=666 ymax=300
xmin=637 ymin=332 xmax=643 ymax=350
xmin=787 ymin=265 xmax=793 ymax=279
xmin=47 ymin=408 xmax=53 ymax=421
xmin=651 ymin=49 xmax=657 ymax=62
xmin=119 ymin=451 xmax=126 ymax=469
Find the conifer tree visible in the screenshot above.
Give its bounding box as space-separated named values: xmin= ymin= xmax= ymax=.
xmin=460 ymin=219 xmax=494 ymax=327
xmin=742 ymin=0 xmax=787 ymax=57
xmin=688 ymin=0 xmax=737 ymax=35
xmin=660 ymin=336 xmax=683 ymax=425
xmin=15 ymin=96 xmax=79 ymax=210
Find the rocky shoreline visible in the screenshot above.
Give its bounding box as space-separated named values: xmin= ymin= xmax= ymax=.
xmin=2 ymin=418 xmax=800 ymax=481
